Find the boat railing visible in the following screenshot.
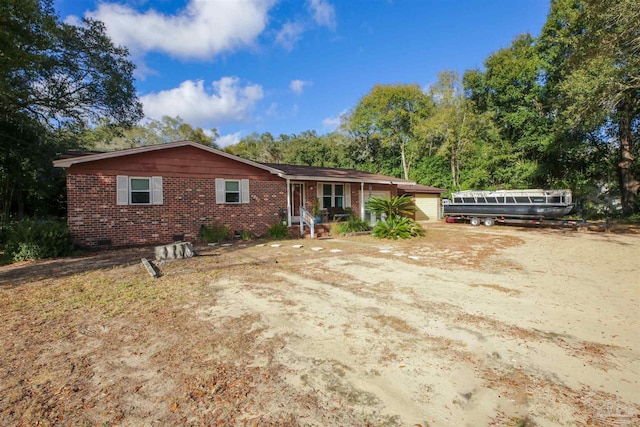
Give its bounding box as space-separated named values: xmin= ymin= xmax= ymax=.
xmin=450 ymin=189 xmax=572 ymax=205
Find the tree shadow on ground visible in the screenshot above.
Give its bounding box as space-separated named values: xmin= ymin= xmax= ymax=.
xmin=0 ymin=246 xmax=155 ymax=289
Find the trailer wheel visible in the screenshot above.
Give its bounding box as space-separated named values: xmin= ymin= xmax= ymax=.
xmin=483 ymin=218 xmax=495 ymax=227
xmin=470 ymin=217 xmax=481 ymax=226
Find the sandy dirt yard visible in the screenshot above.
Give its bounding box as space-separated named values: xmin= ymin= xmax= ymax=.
xmin=0 ymin=223 xmax=639 ymax=426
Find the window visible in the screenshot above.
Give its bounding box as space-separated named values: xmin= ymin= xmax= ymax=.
xmin=215 ymin=178 xmax=249 ymax=204
xmin=116 ymin=176 xmax=163 ymax=206
xmin=130 ymin=178 xmax=151 ymax=204
xmin=225 ymin=180 xmax=240 ymax=203
xmin=321 ymin=183 xmax=345 ymax=208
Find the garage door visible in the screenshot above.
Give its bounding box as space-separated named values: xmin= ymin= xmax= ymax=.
xmin=414 ymin=194 xmax=440 ymax=221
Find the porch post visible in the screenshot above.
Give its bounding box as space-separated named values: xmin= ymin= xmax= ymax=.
xmin=360 ymin=181 xmax=365 ymax=220
xmin=286 ymin=178 xmax=292 ymax=227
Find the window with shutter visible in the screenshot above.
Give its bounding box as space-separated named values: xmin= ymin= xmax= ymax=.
xmin=215 ymin=178 xmax=250 ymax=204
xmin=116 ymin=176 xmax=163 ymax=205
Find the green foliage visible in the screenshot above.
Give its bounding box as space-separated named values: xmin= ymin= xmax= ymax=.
xmin=4 ymin=218 xmax=75 ymax=262
xmin=333 ymin=215 xmax=371 ymax=234
xmin=198 ymin=222 xmax=229 ymax=243
xmin=239 ymin=230 xmax=252 ymax=240
xmin=224 ymin=130 xmax=355 ymax=169
xmin=1 ymin=0 xmax=142 ymax=127
xmin=372 ymin=216 xmax=425 ymax=240
xmin=365 ymin=195 xmax=416 ymax=217
xmin=346 ymin=84 xmax=434 ymax=179
xmin=267 ymin=223 xmax=289 ymax=240
xmin=1 ymin=0 xmax=142 ymax=222
xmin=538 ymin=0 xmax=639 ymax=214
xmin=82 ymin=116 xmax=219 ymax=151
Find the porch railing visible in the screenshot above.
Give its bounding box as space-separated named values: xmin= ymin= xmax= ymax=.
xmin=299 ymin=206 xmax=315 ymax=239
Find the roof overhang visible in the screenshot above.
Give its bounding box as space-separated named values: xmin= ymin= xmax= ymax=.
xmin=279 ymin=174 xmax=414 ymax=185
xmin=53 ymin=140 xmax=285 ymax=176
xmin=53 ymin=140 xmax=418 ymax=186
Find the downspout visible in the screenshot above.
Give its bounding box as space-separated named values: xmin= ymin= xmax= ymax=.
xmin=360 ymin=181 xmax=365 ymax=220
xmin=286 ymin=178 xmax=292 ymax=227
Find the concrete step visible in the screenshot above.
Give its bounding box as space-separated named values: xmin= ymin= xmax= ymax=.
xmin=291 ymin=223 xmax=332 ymax=239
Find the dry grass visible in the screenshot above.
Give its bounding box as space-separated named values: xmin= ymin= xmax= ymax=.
xmin=1 ymin=224 xmax=638 ymax=426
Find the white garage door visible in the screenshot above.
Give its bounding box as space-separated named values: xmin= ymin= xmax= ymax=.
xmin=414 ymin=194 xmax=440 ymax=221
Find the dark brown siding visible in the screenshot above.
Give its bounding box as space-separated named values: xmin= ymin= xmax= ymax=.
xmin=68 ymin=145 xmax=280 ymax=181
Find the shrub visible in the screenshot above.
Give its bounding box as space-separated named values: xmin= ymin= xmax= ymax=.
xmin=199 ymin=222 xmax=230 ymax=243
xmin=333 ymin=215 xmax=371 ymax=234
xmin=4 ymin=219 xmax=75 ymax=262
xmin=267 ymin=223 xmax=289 ymax=239
xmin=372 ymin=215 xmax=425 ymax=240
xmin=239 ymin=229 xmax=252 ymax=240
xmin=365 ymin=195 xmax=416 ymax=218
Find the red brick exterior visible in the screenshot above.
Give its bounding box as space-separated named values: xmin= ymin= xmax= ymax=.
xmin=67 ymin=174 xmax=286 ymax=247
xmin=60 ymin=145 xmax=401 ymax=247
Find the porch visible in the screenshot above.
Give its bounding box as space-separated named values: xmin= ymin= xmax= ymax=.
xmin=285 ymin=180 xmax=398 ymax=228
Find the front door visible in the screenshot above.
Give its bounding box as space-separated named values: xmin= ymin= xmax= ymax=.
xmin=290 ymin=183 xmax=305 ymax=223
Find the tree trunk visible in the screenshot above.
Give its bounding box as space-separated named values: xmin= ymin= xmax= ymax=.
xmin=400 ymin=143 xmax=409 ymax=180
xmin=617 ymin=108 xmax=639 ymax=215
xmin=451 ymin=148 xmax=459 ymax=190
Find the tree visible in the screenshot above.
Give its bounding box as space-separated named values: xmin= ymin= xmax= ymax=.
xmin=225 ymin=131 xmax=354 ymax=168
xmin=346 ymin=84 xmax=434 ymax=180
xmin=463 ymin=34 xmax=551 ymax=188
xmin=539 ymin=0 xmax=640 ymax=214
xmin=0 ymin=0 xmax=142 ymax=128
xmin=225 ymin=132 xmax=281 ymax=163
xmin=408 ymin=71 xmax=508 ymax=191
xmin=0 ymin=0 xmax=142 ymax=221
xmin=83 ymin=116 xmax=219 ymax=151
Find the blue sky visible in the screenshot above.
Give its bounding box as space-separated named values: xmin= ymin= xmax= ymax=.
xmin=54 ymin=0 xmax=550 ymax=146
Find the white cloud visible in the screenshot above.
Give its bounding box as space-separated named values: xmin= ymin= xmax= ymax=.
xmin=217 ymin=132 xmax=242 ymax=148
xmin=289 ymin=79 xmax=312 ymax=95
xmin=274 ymin=1 xmax=336 ymax=50
xmin=80 ymin=0 xmax=275 ymax=60
xmin=308 ymin=0 xmax=336 ymax=30
xmin=322 ymin=109 xmax=347 ymax=131
xmin=265 ymin=102 xmax=279 ymax=117
xmin=140 ymin=77 xmax=264 ymax=127
xmin=275 ymin=22 xmax=305 ymax=50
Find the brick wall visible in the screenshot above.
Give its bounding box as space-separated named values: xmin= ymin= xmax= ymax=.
xmin=67 ymin=174 xmax=287 ymax=247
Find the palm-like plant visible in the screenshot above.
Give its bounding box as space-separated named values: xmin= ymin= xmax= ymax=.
xmin=372 ymin=215 xmax=425 ymax=239
xmin=365 ymin=194 xmax=416 ymax=217
xmin=366 ymin=195 xmax=425 ymax=240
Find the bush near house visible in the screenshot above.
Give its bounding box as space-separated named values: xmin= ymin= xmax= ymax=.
xmin=3 ymin=218 xmax=75 ymax=262
xmin=365 ymin=195 xmax=424 ymax=240
xmin=372 ymin=215 xmax=425 ymax=239
xmin=199 ymin=222 xmax=230 ymax=243
xmin=365 ymin=194 xmax=416 ymax=218
xmin=333 ymin=215 xmax=371 ymax=234
xmin=267 ymin=223 xmax=289 ymax=239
